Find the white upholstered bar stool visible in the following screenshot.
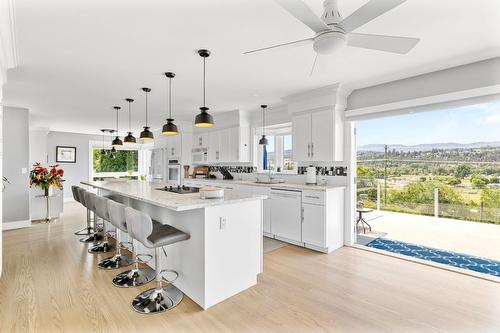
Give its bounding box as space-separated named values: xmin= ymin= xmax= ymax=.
xmin=97 ymin=198 xmax=134 ymax=269
xmin=78 ymin=188 xmax=101 ymax=243
xmin=71 ymin=185 xmax=95 ymax=236
xmin=125 ymin=207 xmax=190 ymax=314
xmin=88 ymin=193 xmax=114 ymax=254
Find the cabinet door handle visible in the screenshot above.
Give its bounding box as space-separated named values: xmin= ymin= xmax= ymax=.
xmin=311 ymin=143 xmax=314 ymax=158
xmin=301 ymin=207 xmax=304 ymax=222
xmin=307 ymin=143 xmax=310 ymax=158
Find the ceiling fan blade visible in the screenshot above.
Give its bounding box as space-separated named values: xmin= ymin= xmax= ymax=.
xmin=244 ymin=38 xmax=313 ymax=55
xmin=274 ymin=0 xmax=329 ymax=33
xmin=347 ymin=33 xmax=419 ymax=54
xmin=341 ymin=0 xmax=407 ymax=33
xmin=310 ymin=53 xmax=319 ymax=76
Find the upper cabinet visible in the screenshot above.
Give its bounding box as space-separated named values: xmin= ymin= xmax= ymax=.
xmin=194 ymin=126 xmax=249 ymax=163
xmin=292 ymin=110 xmax=342 ymax=162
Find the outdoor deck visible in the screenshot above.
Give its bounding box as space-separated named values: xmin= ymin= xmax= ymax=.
xmin=357 ymin=210 xmax=500 ymax=262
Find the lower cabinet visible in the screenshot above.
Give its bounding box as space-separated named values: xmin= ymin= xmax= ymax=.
xmin=302 ymin=203 xmax=325 ymax=248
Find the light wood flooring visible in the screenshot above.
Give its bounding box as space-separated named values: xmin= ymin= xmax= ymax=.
xmin=1 ymin=202 xmax=499 ymax=333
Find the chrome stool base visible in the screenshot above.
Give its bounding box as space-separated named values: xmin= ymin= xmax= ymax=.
xmin=74 ymin=227 xmax=94 ymax=236
xmin=80 ymin=233 xmax=102 ymax=243
xmin=132 ymin=285 xmax=183 ymax=314
xmin=112 ymin=267 xmax=155 ymax=288
xmin=88 ymin=242 xmax=114 ymax=254
xmin=98 ymin=254 xmax=133 ymax=270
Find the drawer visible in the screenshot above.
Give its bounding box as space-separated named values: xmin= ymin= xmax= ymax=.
xmin=302 ymin=190 xmax=325 ymax=205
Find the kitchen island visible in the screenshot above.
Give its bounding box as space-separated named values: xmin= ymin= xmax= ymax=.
xmin=82 ymin=180 xmax=266 ymax=309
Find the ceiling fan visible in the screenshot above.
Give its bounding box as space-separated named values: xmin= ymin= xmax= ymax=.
xmin=244 ymin=0 xmax=420 ymax=75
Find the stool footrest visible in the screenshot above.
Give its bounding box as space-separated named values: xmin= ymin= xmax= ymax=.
xmin=136 ymin=253 xmax=153 ymax=264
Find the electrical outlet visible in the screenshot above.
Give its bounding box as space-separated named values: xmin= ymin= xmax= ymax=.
xmin=219 ymin=216 xmax=227 ymax=230
xmin=21 ymin=167 xmax=27 ymax=174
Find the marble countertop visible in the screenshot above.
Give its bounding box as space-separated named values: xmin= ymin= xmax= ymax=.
xmin=184 ymin=178 xmax=346 ymax=191
xmin=82 ymin=180 xmax=267 ymax=212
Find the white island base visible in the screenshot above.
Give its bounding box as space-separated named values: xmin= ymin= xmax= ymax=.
xmin=93 ymin=185 xmax=263 ymax=310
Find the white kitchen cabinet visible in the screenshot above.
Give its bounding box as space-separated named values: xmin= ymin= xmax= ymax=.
xmin=195 ymin=126 xmax=249 ymax=163
xmin=292 ymin=110 xmax=340 ymax=162
xmin=239 ymin=185 xmax=271 ymax=235
xmin=311 ymin=110 xmax=334 ymax=161
xmin=302 ymin=203 xmax=325 ymax=248
xmin=292 ymin=113 xmax=311 ymax=162
xmin=166 ymin=134 xmax=181 ymax=158
xmin=207 ymin=131 xmax=220 ymax=163
xmin=270 ymin=189 xmax=302 ymax=243
xmin=193 ymin=133 xmax=207 ymax=148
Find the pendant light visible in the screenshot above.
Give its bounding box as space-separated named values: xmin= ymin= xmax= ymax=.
xmin=100 ymin=129 xmax=107 ymax=155
xmin=194 ymin=49 xmax=214 ymax=127
xmin=109 ymin=130 xmax=117 ymax=159
xmin=139 ymin=87 xmax=154 ymax=140
xmin=258 ymin=105 xmax=268 ymax=145
xmin=162 ymin=72 xmax=179 ymax=135
xmin=124 ymin=98 xmax=136 ymax=143
xmin=111 ymin=106 xmax=123 ymax=146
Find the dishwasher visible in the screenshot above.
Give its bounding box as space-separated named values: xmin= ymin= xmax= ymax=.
xmin=269 ymin=188 xmax=302 ymax=243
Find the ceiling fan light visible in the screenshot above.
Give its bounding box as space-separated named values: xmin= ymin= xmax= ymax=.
xmin=140 ymin=126 xmax=154 ymax=140
xmin=112 ymin=136 xmax=123 ymax=146
xmin=124 ymin=132 xmax=136 ymax=143
xmin=259 ymin=135 xmax=268 ymax=145
xmin=162 ymin=118 xmax=179 ymax=135
xmin=194 ymin=107 xmax=214 ymax=128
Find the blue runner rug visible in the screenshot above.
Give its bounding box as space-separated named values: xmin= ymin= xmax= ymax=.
xmin=366 ymin=238 xmax=500 ymax=277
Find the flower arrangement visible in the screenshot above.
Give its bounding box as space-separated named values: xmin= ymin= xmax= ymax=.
xmin=29 ymin=163 xmax=64 ymax=195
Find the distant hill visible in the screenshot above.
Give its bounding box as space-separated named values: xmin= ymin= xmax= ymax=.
xmin=358 ymin=142 xmax=500 ymax=152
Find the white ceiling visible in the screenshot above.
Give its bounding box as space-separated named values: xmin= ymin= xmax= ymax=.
xmin=3 ymin=0 xmax=500 ymax=134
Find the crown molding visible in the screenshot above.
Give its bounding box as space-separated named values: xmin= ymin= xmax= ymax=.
xmin=0 ymin=0 xmax=19 ymax=85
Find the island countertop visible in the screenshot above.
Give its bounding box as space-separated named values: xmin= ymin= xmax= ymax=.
xmin=82 ymin=180 xmax=267 ymax=211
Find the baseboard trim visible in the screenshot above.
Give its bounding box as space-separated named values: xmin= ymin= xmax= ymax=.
xmin=3 ymin=219 xmax=31 ymax=230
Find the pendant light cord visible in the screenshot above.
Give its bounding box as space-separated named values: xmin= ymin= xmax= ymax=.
xmin=116 ymin=109 xmax=119 ymax=133
xmin=262 ymin=107 xmax=265 ymax=136
xmin=169 ymin=76 xmax=172 ymax=118
xmin=145 ymin=90 xmax=148 ymax=126
xmin=128 ymin=101 xmax=132 ymax=132
xmin=203 ymin=56 xmax=206 ymax=109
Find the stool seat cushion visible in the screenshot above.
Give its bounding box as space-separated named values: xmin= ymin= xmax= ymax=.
xmin=147 ymin=221 xmax=190 ymax=248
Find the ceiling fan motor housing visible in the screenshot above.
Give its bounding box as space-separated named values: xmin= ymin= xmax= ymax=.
xmin=322 ymin=0 xmax=343 ymax=26
xmin=314 ymin=30 xmax=346 ymax=54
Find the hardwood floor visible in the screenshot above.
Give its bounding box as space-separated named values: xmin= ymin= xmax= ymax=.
xmin=1 ymin=202 xmax=499 ymax=333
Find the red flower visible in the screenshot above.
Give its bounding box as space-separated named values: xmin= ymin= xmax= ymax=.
xmin=57 ymin=169 xmax=64 ymax=176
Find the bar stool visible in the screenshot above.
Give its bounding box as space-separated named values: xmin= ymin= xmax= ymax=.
xmin=77 ymin=188 xmax=101 ymax=243
xmin=97 ymin=199 xmax=133 ymax=269
xmin=72 ymin=186 xmax=94 ymax=236
xmin=125 ymin=207 xmax=190 ymax=314
xmin=88 ymin=193 xmax=115 ymax=254
xmin=111 ymin=210 xmax=156 ymax=288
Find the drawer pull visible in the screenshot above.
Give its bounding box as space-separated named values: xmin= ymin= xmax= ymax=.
xmin=305 ymin=195 xmax=320 ymax=199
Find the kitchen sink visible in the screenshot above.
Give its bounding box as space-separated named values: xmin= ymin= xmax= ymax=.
xmin=254 ymin=179 xmax=283 ymax=184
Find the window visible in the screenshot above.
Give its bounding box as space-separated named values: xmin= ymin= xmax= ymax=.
xmin=92 ymin=148 xmax=140 ymax=180
xmin=256 ymin=131 xmax=296 ymax=173
xmin=265 ymin=135 xmax=275 ymax=170
xmin=283 ymin=134 xmax=294 ymax=171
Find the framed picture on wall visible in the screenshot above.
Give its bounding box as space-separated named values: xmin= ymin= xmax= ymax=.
xmin=56 ymin=146 xmax=76 ymax=163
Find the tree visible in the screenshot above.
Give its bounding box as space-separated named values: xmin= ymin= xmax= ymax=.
xmin=389 ymin=180 xmax=463 ymax=205
xmin=471 ymin=173 xmax=488 ymax=189
xmin=481 ymin=188 xmax=500 ymax=208
xmin=455 ymin=164 xmax=472 ymax=178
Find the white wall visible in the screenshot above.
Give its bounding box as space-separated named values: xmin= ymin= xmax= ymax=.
xmin=2 ymin=107 xmax=30 ymax=226
xmin=47 ymin=131 xmax=101 ymax=199
xmin=29 ymin=128 xmax=48 ymax=164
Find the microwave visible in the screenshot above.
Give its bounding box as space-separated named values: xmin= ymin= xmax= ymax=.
xmin=192 ymin=147 xmax=208 ymax=164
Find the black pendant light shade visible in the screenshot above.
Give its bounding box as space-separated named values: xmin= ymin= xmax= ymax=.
xmin=194 ymin=49 xmax=214 ymax=128
xmin=124 ymin=98 xmax=136 ymax=143
xmin=162 ymin=72 xmax=179 ymax=135
xmin=259 ymin=104 xmax=268 ymax=145
xmin=195 ymin=107 xmax=214 ymax=128
xmin=140 ymin=87 xmax=154 ymax=140
xmin=112 ymin=106 xmax=123 ymax=146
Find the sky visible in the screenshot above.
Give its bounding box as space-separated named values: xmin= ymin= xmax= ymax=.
xmin=356 ymin=102 xmax=500 ymax=147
